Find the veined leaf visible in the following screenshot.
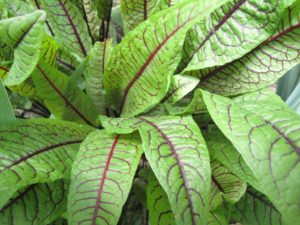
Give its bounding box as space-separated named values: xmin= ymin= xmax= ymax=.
xmin=95 ymin=0 xmax=113 ymax=20
xmin=230 ymin=187 xmax=283 ymax=225
xmin=103 ymin=0 xmax=229 ymax=117
xmin=0 ymin=180 xmax=67 ymax=225
xmin=147 ymin=170 xmax=176 ymax=225
xmin=208 ymin=205 xmax=229 ymax=225
xmin=178 ymin=0 xmax=295 ymax=73
xmin=196 ymin=2 xmax=300 ymax=96
xmin=0 ymin=10 xmax=46 ymax=86
xmin=162 ymin=75 xmax=199 ymax=104
xmin=0 ymin=79 xmax=15 ymax=124
xmin=0 ymin=119 xmax=93 ymax=208
xmin=84 ymin=40 xmax=112 ymax=115
xmin=82 ymin=0 xmax=100 ymax=41
xmin=32 ymin=63 xmax=98 ymax=126
xmin=41 ymin=0 xmax=92 ymax=58
xmin=138 ymin=116 xmax=211 ymax=225
xmin=203 ymin=126 xmax=259 ymax=189
xmin=202 ymin=89 xmax=300 ymax=224
xmin=3 ymin=0 xmax=34 ymax=16
xmin=210 ymin=160 xmax=246 ymax=209
xmin=68 ymin=131 xmax=142 ymax=225
xmin=56 ymin=50 xmax=77 ymax=74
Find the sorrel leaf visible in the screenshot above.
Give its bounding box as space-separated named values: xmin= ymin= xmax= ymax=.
xmin=81 ymin=0 xmax=100 ymax=41
xmin=202 ymin=89 xmax=300 ymax=224
xmin=84 ymin=40 xmax=112 ymax=115
xmin=178 ymin=0 xmax=296 ymax=73
xmin=0 ymin=180 xmax=67 ymax=225
xmin=68 ymin=131 xmax=142 ymax=225
xmin=0 ymin=79 xmax=15 ymax=124
xmin=0 ymin=119 xmax=93 ymax=208
xmin=230 ymin=187 xmax=283 ymax=225
xmin=103 ymin=0 xmax=229 ymax=117
xmin=147 ymin=170 xmax=176 ymax=225
xmin=41 ymin=0 xmax=92 ymax=58
xmin=32 ymin=63 xmax=98 ymax=126
xmin=0 ymin=10 xmax=46 ymax=86
xmin=196 ymin=2 xmax=300 ymax=96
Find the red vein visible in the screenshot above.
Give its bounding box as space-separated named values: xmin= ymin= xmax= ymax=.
xmin=36 ymin=65 xmax=93 ymax=126
xmin=138 ymin=117 xmax=197 ymax=225
xmin=144 ymin=0 xmax=148 ymax=20
xmin=119 ymin=13 xmax=196 ymax=114
xmin=14 ymin=17 xmax=39 ymax=49
xmin=212 ymin=175 xmax=225 ymax=193
xmin=58 ymin=0 xmax=87 ymax=56
xmin=91 ymin=135 xmax=120 ymax=225
xmin=0 ymin=65 xmax=8 ymax=72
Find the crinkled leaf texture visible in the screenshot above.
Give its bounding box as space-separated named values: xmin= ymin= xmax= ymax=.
xmin=0 ymin=118 xmax=93 ymax=208
xmin=178 ymin=0 xmax=296 ymax=72
xmin=202 ymin=89 xmax=300 ymax=224
xmin=196 ymin=2 xmax=300 ymax=95
xmin=0 ymin=180 xmax=67 ymax=225
xmin=100 ymin=115 xmax=211 ymax=225
xmin=104 ymin=0 xmax=229 ymax=117
xmin=0 ymin=10 xmax=46 ymax=86
xmin=68 ymin=130 xmax=142 ymax=225
xmin=32 ymin=63 xmax=98 ymax=126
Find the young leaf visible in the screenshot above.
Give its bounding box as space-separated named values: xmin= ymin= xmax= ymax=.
xmin=32 ymin=63 xmax=98 ymax=126
xmin=84 ymin=40 xmax=112 ymax=115
xmin=210 ymin=160 xmax=247 ymax=210
xmin=0 ymin=180 xmax=67 ymax=225
xmin=0 ymin=79 xmax=15 ymax=124
xmin=68 ymin=130 xmax=142 ymax=225
xmin=0 ymin=119 xmax=93 ymax=208
xmin=230 ymin=187 xmax=283 ymax=225
xmin=81 ymin=0 xmax=100 ymax=41
xmin=0 ymin=10 xmax=46 ymax=86
xmin=103 ymin=0 xmax=229 ymax=117
xmin=138 ymin=116 xmax=211 ymax=225
xmin=41 ymin=0 xmax=92 ymax=58
xmin=202 ymin=89 xmax=300 ymax=224
xmin=147 ymin=170 xmax=176 ymax=225
xmin=196 ymin=2 xmax=300 ymax=96
xmin=178 ymin=0 xmax=296 ymax=73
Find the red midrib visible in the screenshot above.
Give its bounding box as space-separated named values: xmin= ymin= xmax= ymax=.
xmin=91 ymin=135 xmax=120 ymax=225
xmin=36 ymin=65 xmax=93 ymax=126
xmin=0 ymin=65 xmax=8 ymax=72
xmin=119 ymin=14 xmax=196 ymax=114
xmin=58 ymin=0 xmax=87 ymax=56
xmin=138 ymin=117 xmax=197 ymax=225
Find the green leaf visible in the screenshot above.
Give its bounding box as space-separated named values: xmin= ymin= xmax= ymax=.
xmin=138 ymin=116 xmax=211 ymax=225
xmin=195 ymin=2 xmax=300 ymax=96
xmin=41 ymin=0 xmax=92 ymax=58
xmin=147 ymin=170 xmax=176 ymax=225
xmin=68 ymin=130 xmax=142 ymax=225
xmin=230 ymin=187 xmax=283 ymax=225
xmin=208 ymin=205 xmax=229 ymax=225
xmin=32 ymin=63 xmax=98 ymax=126
xmin=0 ymin=119 xmax=93 ymax=209
xmin=178 ymin=0 xmax=296 ymax=73
xmin=84 ymin=40 xmax=112 ymax=115
xmin=201 ymin=89 xmax=300 ymax=224
xmin=0 ymin=10 xmax=46 ymax=86
xmin=95 ymin=0 xmax=113 ymax=20
xmin=210 ymin=160 xmax=247 ymax=210
xmin=0 ymin=79 xmax=15 ymax=124
xmin=103 ymin=0 xmax=229 ymax=117
xmin=203 ymin=126 xmax=260 ymax=189
xmin=0 ymin=180 xmax=67 ymax=225
xmin=163 ymin=74 xmax=199 ymax=104
xmin=81 ymin=0 xmax=100 ymax=41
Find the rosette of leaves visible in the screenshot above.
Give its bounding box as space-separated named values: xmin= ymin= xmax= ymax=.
xmin=0 ymin=0 xmax=300 ymax=224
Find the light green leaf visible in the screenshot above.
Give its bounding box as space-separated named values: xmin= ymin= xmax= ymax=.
xmin=68 ymin=130 xmax=142 ymax=225
xmin=210 ymin=160 xmax=247 ymax=209
xmin=3 ymin=0 xmax=34 ymax=16
xmin=104 ymin=0 xmax=229 ymax=117
xmin=203 ymin=126 xmax=260 ymax=189
xmin=178 ymin=0 xmax=295 ymax=73
xmin=41 ymin=0 xmax=92 ymax=58
xmin=230 ymin=187 xmax=283 ymax=225
xmin=0 ymin=119 xmax=93 ymax=208
xmin=84 ymin=40 xmax=112 ymax=115
xmin=32 ymin=63 xmax=98 ymax=126
xmin=147 ymin=170 xmax=176 ymax=225
xmin=202 ymin=89 xmax=300 ymax=224
xmin=0 ymin=10 xmax=46 ymax=86
xmin=208 ymin=205 xmax=229 ymax=225
xmin=0 ymin=180 xmax=67 ymax=225
xmin=196 ymin=2 xmax=300 ymax=96
xmin=81 ymin=0 xmax=100 ymax=41
xmin=0 ymin=79 xmax=15 ymax=124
